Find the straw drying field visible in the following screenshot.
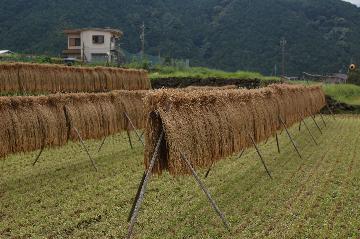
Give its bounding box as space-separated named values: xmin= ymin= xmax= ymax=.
xmin=1 ymin=115 xmax=360 ymax=238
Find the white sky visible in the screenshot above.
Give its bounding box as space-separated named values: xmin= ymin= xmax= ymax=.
xmin=344 ymin=0 xmax=360 ymax=6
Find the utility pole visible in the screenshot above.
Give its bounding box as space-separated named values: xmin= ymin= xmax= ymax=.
xmin=140 ymin=22 xmax=145 ymax=59
xmin=280 ymin=37 xmax=287 ymax=77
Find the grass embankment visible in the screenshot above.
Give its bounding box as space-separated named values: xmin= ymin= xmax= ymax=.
xmin=1 ymin=115 xmax=360 ymax=238
xmin=149 ymin=66 xmax=280 ymax=81
xmin=323 ymin=84 xmax=360 ymax=105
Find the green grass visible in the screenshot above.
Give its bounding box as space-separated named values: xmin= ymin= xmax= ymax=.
xmin=149 ymin=66 xmax=280 ymax=81
xmin=287 ymin=80 xmax=360 ymax=106
xmin=1 ymin=115 xmax=360 ymax=238
xmin=323 ymin=84 xmax=360 ymax=105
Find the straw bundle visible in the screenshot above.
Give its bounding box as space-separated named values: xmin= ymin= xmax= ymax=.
xmin=0 ymin=63 xmax=151 ymax=93
xmin=0 ymin=90 xmax=147 ymax=158
xmin=144 ymin=84 xmax=326 ymax=175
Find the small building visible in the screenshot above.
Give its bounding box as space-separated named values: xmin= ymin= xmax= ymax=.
xmin=62 ymin=28 xmax=123 ymax=63
xmin=0 ymin=50 xmax=15 ymax=55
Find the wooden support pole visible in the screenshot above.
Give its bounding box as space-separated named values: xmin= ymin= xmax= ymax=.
xmin=32 ymin=146 xmax=45 ymax=166
xmin=298 ymin=114 xmax=318 ymax=146
xmin=179 ymin=152 xmax=231 ymax=231
xmin=127 ymin=131 xmax=164 ymax=239
xmin=248 ymin=133 xmax=273 ymax=179
xmin=326 ymin=103 xmax=336 ymax=120
xmin=204 ymin=162 xmax=214 ymax=179
xmin=275 ymin=133 xmax=280 ymax=154
xmin=127 ymin=172 xmax=146 ymax=222
xmin=279 ymin=116 xmax=302 ymax=159
xmin=74 ymin=127 xmax=98 ymax=172
xmin=126 ymin=129 xmax=133 ymax=149
xmin=97 ymin=137 xmax=107 ymax=152
xmin=311 ymin=115 xmax=323 ymax=134
xmin=298 ymin=121 xmax=302 ymax=131
xmin=319 ymin=113 xmax=327 ymax=127
xmin=124 ymin=112 xmax=145 ymax=146
xmin=264 ymin=137 xmax=269 ymax=145
xmin=238 ymin=149 xmax=245 ymax=160
xmin=205 ymin=148 xmax=245 ymax=179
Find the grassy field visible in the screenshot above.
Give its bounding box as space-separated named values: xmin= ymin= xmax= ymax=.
xmin=323 ymin=84 xmax=360 ymax=105
xmin=149 ymin=66 xmax=280 ymax=81
xmin=1 ymin=115 xmax=360 ymax=238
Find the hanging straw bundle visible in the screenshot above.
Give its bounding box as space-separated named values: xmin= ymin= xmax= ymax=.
xmin=0 ymin=63 xmax=151 ymax=94
xmin=0 ymin=90 xmax=148 ymax=159
xmin=144 ymin=84 xmax=326 ymax=175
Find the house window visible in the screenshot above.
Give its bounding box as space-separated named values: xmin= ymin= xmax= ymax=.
xmin=93 ymin=35 xmax=105 ymax=44
xmin=69 ymin=38 xmax=81 ymax=47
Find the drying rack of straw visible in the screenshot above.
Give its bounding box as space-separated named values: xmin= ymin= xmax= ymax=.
xmin=125 ymin=84 xmax=334 ymax=239
xmin=0 ymin=62 xmax=151 ymax=93
xmin=0 ymin=90 xmax=147 ymax=170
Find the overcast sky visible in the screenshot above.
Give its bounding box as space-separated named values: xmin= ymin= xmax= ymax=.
xmin=345 ymin=0 xmax=360 ymax=6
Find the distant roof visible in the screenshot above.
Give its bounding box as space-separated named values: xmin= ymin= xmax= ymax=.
xmin=0 ymin=50 xmax=14 ymax=54
xmin=332 ymin=73 xmax=348 ymax=80
xmin=64 ymin=28 xmax=123 ymax=37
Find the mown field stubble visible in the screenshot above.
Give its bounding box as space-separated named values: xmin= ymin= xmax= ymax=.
xmin=1 ymin=115 xmax=360 ymax=238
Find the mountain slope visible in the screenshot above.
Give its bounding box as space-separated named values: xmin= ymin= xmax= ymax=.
xmin=0 ymin=0 xmax=360 ymax=74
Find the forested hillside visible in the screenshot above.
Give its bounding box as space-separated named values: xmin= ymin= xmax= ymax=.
xmin=1 ymin=0 xmax=360 ymax=74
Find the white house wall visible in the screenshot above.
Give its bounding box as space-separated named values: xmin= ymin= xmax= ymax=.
xmin=80 ymin=30 xmax=113 ymax=62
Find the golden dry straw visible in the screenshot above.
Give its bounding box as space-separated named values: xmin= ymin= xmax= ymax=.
xmin=144 ymin=84 xmax=326 ymax=175
xmin=0 ymin=90 xmax=147 ymax=158
xmin=0 ymin=63 xmax=151 ymax=93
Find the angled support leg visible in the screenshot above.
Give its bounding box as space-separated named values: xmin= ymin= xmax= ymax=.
xmin=319 ymin=113 xmax=327 ymax=127
xmin=311 ymin=115 xmax=323 ymax=134
xmin=180 ymin=152 xmax=231 ymax=231
xmin=32 ymin=146 xmax=45 ymax=166
xmin=326 ymin=103 xmax=336 ymax=120
xmin=298 ymin=114 xmax=318 ymax=146
xmin=275 ymin=133 xmax=280 ymax=154
xmin=97 ymin=137 xmax=107 ymax=153
xmin=248 ymin=133 xmax=273 ymax=179
xmin=124 ymin=112 xmax=145 ymax=146
xmin=126 ymin=129 xmax=133 ymax=149
xmin=204 ymin=162 xmax=214 ymax=179
xmin=74 ymin=127 xmax=98 ymax=172
xmin=127 ymin=172 xmax=146 ymax=222
xmin=127 ymin=131 xmax=164 ymax=239
xmin=279 ymin=116 xmax=302 ymax=159
xmin=238 ymin=149 xmax=245 ymax=160
xmin=298 ymin=121 xmax=302 ymax=131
